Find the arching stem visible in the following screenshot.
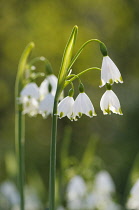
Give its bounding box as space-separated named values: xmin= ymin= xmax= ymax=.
xmin=64 ymin=67 xmax=101 ymax=88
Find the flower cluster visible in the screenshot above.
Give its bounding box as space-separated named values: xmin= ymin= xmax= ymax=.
xmin=0 ymin=181 xmax=42 ymax=210
xmin=19 ymin=74 xmax=60 ymax=118
xmin=57 ymin=55 xmax=123 ymax=120
xmin=100 ymin=56 xmax=123 ymax=115
xmin=19 ymin=54 xmax=123 ymax=120
xmin=57 ymin=171 xmax=121 ymax=210
xmin=57 ymin=88 xmax=96 ymax=121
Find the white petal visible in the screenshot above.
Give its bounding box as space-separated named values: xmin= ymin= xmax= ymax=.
xmin=39 ymin=74 xmax=58 ymax=99
xmin=67 ymin=175 xmax=87 ymax=199
xmin=100 ymin=90 xmax=123 ymax=115
xmin=73 ymin=93 xmax=96 ymax=119
xmin=100 ymin=91 xmax=110 ymax=114
xmin=94 ymin=171 xmax=115 ymax=195
xmin=80 ymin=93 xmax=96 ymax=117
xmin=47 ymin=74 xmax=58 ymax=87
xmin=67 ymin=176 xmax=87 ymax=210
xmin=126 ymin=180 xmax=139 ymax=210
xmin=72 ymin=94 xmax=83 ymax=118
xmin=39 ymin=93 xmax=54 ymax=118
xmin=100 ymin=56 xmax=123 ymax=87
xmin=39 ymin=79 xmax=49 ymax=99
xmin=57 ymin=96 xmax=74 ymax=120
xmin=20 ymin=83 xmax=39 ymax=99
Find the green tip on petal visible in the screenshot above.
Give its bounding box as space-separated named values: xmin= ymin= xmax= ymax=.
xmin=93 ymin=111 xmax=97 ymax=116
xmin=120 ymin=76 xmax=123 ymax=83
xmin=89 ymin=110 xmax=93 ymax=117
xmin=104 ymin=108 xmax=111 ymax=115
xmin=59 ymin=112 xmax=63 ymax=118
xmin=119 ymin=108 xmax=123 ymax=115
xmin=78 ymin=112 xmax=82 ymax=117
xmin=99 ymin=80 xmax=103 ymax=87
xmin=70 ymin=116 xmax=74 ymax=121
xmin=109 ymin=79 xmax=113 ymax=85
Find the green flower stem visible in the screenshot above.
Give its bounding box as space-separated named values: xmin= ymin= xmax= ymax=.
xmin=15 ymin=42 xmax=34 ymax=210
xmin=15 ymin=110 xmax=25 ymax=210
xmin=49 ymin=26 xmax=78 ymax=210
xmin=64 ymin=67 xmax=101 ymax=88
xmin=28 ymin=57 xmax=53 ymax=75
xmin=49 ymin=97 xmax=58 ymax=210
xmin=68 ymin=39 xmax=105 ymax=71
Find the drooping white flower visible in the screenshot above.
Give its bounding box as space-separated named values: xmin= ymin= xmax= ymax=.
xmin=67 ymin=176 xmax=87 ymax=198
xmin=100 ymin=90 xmax=123 ymax=115
xmin=66 ymin=175 xmax=87 ymax=210
xmin=72 ymin=92 xmax=96 ymax=119
xmin=39 ymin=74 xmax=58 ymax=99
xmin=100 ymin=56 xmax=123 ymax=88
xmin=24 ymin=186 xmax=42 ymax=210
xmin=126 ymin=179 xmax=139 ymax=210
xmin=39 ymin=93 xmax=54 ymax=118
xmin=93 ymin=171 xmax=115 ymax=195
xmin=85 ymin=171 xmax=121 ymax=210
xmin=57 ymin=96 xmax=74 ymax=120
xmin=19 ymin=83 xmax=40 ymax=117
xmin=0 ymin=181 xmax=19 ymax=205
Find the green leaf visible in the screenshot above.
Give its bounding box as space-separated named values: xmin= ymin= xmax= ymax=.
xmin=57 ymin=26 xmax=78 ymax=96
xmin=15 ymin=42 xmax=35 ymax=97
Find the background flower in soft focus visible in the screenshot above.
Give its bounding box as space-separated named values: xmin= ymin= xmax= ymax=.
xmin=0 ymin=0 xmax=139 ymax=208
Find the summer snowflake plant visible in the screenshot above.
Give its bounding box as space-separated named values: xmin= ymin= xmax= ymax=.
xmin=15 ymin=25 xmax=123 ymax=210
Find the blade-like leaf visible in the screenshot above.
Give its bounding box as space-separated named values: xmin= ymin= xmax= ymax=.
xmin=15 ymin=42 xmax=35 ymax=97
xmin=57 ymin=26 xmax=78 ymax=96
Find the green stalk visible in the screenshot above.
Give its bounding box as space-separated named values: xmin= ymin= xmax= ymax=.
xmin=15 ymin=42 xmax=34 ymax=210
xmin=64 ymin=67 xmax=101 ymax=88
xmin=49 ymin=97 xmax=58 ymax=210
xmin=67 ymin=39 xmax=106 ymax=71
xmin=49 ymin=26 xmax=78 ymax=210
xmin=15 ymin=110 xmax=25 ymax=210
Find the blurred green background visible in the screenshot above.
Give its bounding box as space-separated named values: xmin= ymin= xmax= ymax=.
xmin=0 ymin=0 xmax=139 ymax=207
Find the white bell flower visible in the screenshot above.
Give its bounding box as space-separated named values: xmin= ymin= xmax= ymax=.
xmin=20 ymin=82 xmax=40 ymax=101
xmin=57 ymin=96 xmax=74 ymax=120
xmin=22 ymin=97 xmax=39 ymax=117
xmin=94 ymin=171 xmax=115 ymax=195
xmin=19 ymin=83 xmax=39 ymax=117
xmin=126 ymin=179 xmax=139 ymax=210
xmin=85 ymin=171 xmax=121 ymax=210
xmin=72 ymin=92 xmax=96 ymax=120
xmin=24 ymin=186 xmax=42 ymax=210
xmin=100 ymin=90 xmax=123 ymax=115
xmin=39 ymin=74 xmax=57 ymax=99
xmin=66 ymin=175 xmax=87 ymax=210
xmin=100 ymin=56 xmax=123 ymax=88
xmin=39 ymin=93 xmax=54 ymax=118
xmin=0 ymin=181 xmax=19 ymax=205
